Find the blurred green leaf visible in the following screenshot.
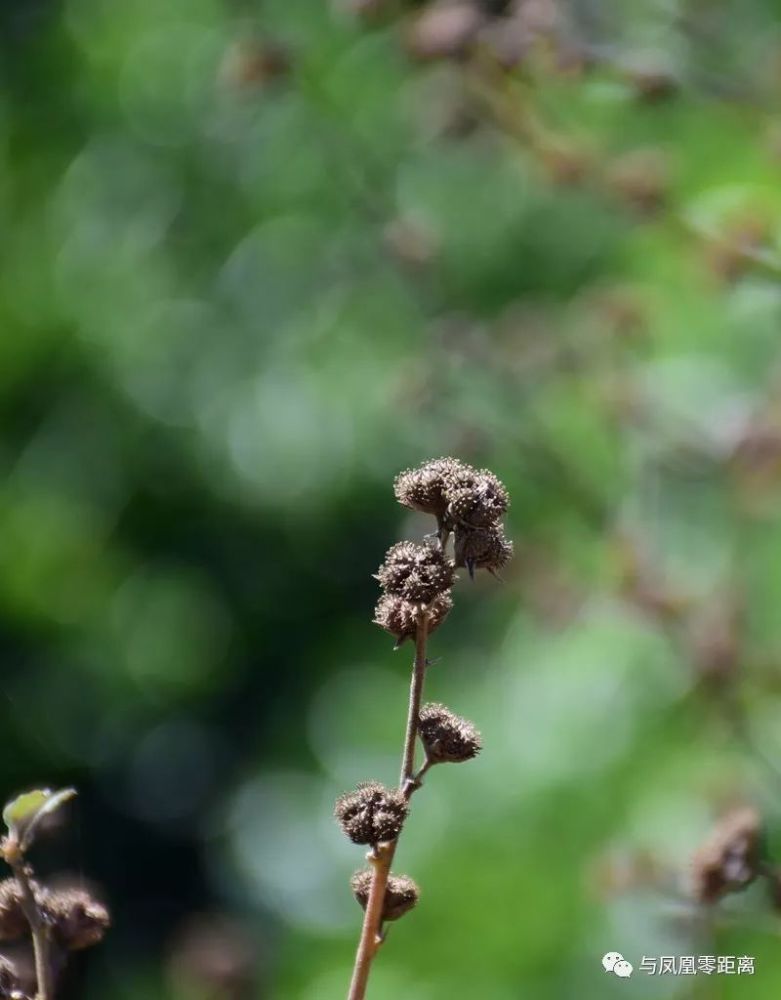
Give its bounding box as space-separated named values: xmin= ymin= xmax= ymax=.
xmin=3 ymin=787 xmax=76 ymax=850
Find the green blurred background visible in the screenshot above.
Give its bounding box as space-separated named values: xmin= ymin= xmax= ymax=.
xmin=5 ymin=0 xmax=781 ymax=996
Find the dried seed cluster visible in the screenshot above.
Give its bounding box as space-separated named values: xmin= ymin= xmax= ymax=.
xmin=45 ymin=888 xmax=111 ymax=951
xmin=0 ymin=878 xmax=109 ymax=952
xmin=350 ymin=869 xmax=420 ymax=922
xmin=394 ymin=457 xmax=512 ymax=577
xmin=334 ymin=782 xmax=408 ymax=845
xmin=691 ymin=807 xmax=761 ymax=904
xmin=418 ymin=703 xmax=482 ymax=764
xmin=338 ymin=460 xmax=509 ymax=941
xmin=373 ymin=539 xmax=455 ymax=646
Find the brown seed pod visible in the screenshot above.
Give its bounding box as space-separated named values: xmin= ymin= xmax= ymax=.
xmin=42 ymin=888 xmax=110 ymax=951
xmin=418 ymin=703 xmax=482 ymax=764
xmin=0 ymin=879 xmax=31 ymax=941
xmin=373 ymin=592 xmax=453 ymax=646
xmin=447 ymin=469 xmax=509 ymax=528
xmin=334 ymin=782 xmax=408 ymax=845
xmin=375 ymin=541 xmax=455 ymax=603
xmin=691 ymin=807 xmax=762 ymax=904
xmin=350 ymin=869 xmax=420 ymax=922
xmin=454 ymin=523 xmax=513 ymax=577
xmin=393 ymin=457 xmax=476 ymax=518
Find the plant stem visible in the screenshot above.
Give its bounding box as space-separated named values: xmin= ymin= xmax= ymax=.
xmin=400 ymin=613 xmax=430 ymax=789
xmin=412 ymin=757 xmax=433 ymax=788
xmin=11 ymin=859 xmax=52 ymax=1000
xmin=346 ymin=612 xmax=430 ymax=1000
xmin=346 ymin=841 xmax=393 ymax=1000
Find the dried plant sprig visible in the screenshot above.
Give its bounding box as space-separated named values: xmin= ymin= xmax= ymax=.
xmin=344 ymin=615 xmax=430 ymax=1000
xmin=418 ymin=703 xmax=482 ymax=764
xmin=394 ymin=458 xmax=511 ymax=555
xmin=691 ymin=806 xmax=762 ymax=904
xmin=350 ymin=870 xmax=419 ymax=922
xmin=0 ymin=789 xmax=109 ymax=1000
xmin=341 ymin=459 xmax=511 ymax=1000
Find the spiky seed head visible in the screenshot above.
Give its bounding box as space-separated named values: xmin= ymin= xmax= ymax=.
xmin=334 ymin=782 xmax=408 ymax=845
xmin=42 ymin=888 xmax=110 ymax=951
xmin=373 ymin=592 xmax=453 ymax=645
xmin=0 ymin=879 xmax=29 ymax=941
xmin=393 ymin=457 xmax=476 ymax=517
xmin=475 ymin=468 xmax=510 ymax=510
xmin=393 ymin=462 xmax=448 ymax=517
xmin=447 ymin=470 xmax=509 ymax=528
xmin=691 ymin=807 xmax=762 ymax=904
xmin=440 ymin=458 xmax=478 ymax=494
xmin=454 ymin=524 xmax=513 ymax=576
xmin=447 ymin=489 xmax=492 ymax=528
xmin=375 ymin=541 xmax=455 ymax=603
xmin=373 ymin=594 xmax=417 ymax=645
xmin=418 ymin=703 xmax=482 ymax=763
xmin=350 ymin=869 xmax=420 ymax=921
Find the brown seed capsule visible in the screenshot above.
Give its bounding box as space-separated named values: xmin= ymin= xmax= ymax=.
xmin=375 ymin=541 xmax=455 ymax=603
xmin=373 ymin=592 xmax=453 ymax=646
xmin=691 ymin=807 xmax=762 ymax=904
xmin=0 ymin=879 xmax=29 ymax=941
xmin=418 ymin=703 xmax=482 ymax=763
xmin=350 ymin=869 xmax=420 ymax=922
xmin=334 ymin=782 xmax=408 ymax=845
xmin=447 ymin=469 xmax=509 ymax=528
xmin=393 ymin=457 xmax=476 ymax=518
xmin=454 ymin=523 xmax=513 ymax=577
xmin=42 ymin=888 xmax=110 ymax=951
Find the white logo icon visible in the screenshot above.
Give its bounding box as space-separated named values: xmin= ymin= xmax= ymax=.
xmin=603 ymin=952 xmax=633 ymax=978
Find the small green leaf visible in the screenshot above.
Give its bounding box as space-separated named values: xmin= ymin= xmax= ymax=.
xmin=3 ymin=790 xmax=49 ymax=831
xmin=3 ymin=788 xmax=77 ymax=850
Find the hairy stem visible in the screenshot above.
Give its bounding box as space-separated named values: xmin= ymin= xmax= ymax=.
xmin=11 ymin=859 xmax=52 ymax=1000
xmin=347 ymin=612 xmax=430 ymax=1000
